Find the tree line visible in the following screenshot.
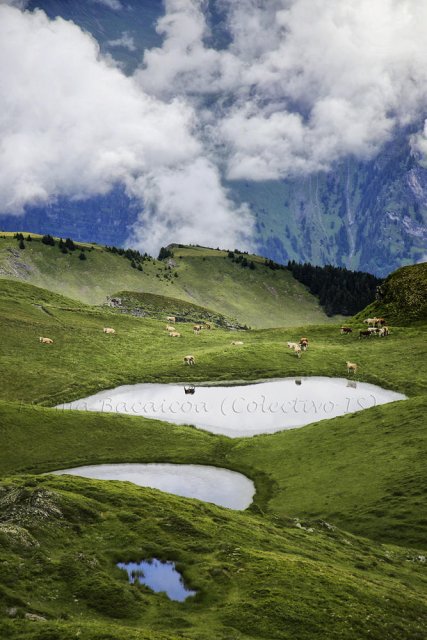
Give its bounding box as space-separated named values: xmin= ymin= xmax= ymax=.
xmin=287 ymin=260 xmax=382 ymax=316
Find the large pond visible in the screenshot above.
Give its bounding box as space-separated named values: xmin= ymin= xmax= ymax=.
xmin=49 ymin=463 xmax=255 ymax=510
xmin=117 ymin=559 xmax=196 ymax=602
xmin=56 ymin=377 xmax=406 ymax=438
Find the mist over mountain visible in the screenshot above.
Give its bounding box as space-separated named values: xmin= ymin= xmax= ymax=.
xmin=1 ymin=0 xmax=426 ymax=276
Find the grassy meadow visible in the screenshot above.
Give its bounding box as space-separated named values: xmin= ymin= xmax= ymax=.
xmin=0 ymin=248 xmax=426 ymax=639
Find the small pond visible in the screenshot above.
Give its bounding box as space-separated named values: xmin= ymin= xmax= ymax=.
xmin=56 ymin=377 xmax=406 ymax=438
xmin=117 ymin=559 xmax=196 ymax=602
xmin=49 ymin=463 xmax=255 ymax=510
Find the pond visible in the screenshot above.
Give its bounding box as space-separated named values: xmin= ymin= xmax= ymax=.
xmin=117 ymin=558 xmax=196 ymax=602
xmin=48 ymin=463 xmax=255 ymax=509
xmin=56 ymin=377 xmax=406 ymax=437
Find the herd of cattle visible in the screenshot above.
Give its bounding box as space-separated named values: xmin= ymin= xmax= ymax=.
xmin=38 ymin=313 xmax=389 ymax=375
xmin=341 ymin=317 xmax=390 ymax=339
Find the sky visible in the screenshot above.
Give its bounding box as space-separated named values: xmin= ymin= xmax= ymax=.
xmin=1 ymin=0 xmax=427 ymax=254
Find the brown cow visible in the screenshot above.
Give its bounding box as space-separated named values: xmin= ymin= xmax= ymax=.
xmin=299 ymin=337 xmax=309 ymax=351
xmin=340 ymin=327 xmax=352 ymax=334
xmin=359 ymin=330 xmax=371 ymax=339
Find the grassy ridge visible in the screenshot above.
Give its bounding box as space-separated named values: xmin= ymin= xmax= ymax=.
xmin=0 ymin=234 xmax=338 ymax=328
xmin=357 ymin=262 xmax=427 ymax=325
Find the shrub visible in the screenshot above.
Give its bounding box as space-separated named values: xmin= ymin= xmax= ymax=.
xmin=41 ymin=234 xmax=55 ymax=246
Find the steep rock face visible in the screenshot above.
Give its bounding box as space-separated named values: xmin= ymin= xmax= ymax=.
xmin=239 ymin=132 xmax=427 ymax=277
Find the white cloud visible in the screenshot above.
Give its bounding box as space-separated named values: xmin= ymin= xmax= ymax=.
xmin=0 ymin=4 xmax=254 ymax=254
xmin=107 ymin=31 xmax=136 ymax=52
xmin=3 ymin=0 xmax=427 ymax=255
xmin=138 ymin=0 xmax=427 ymax=180
xmin=93 ymin=0 xmax=123 ymax=10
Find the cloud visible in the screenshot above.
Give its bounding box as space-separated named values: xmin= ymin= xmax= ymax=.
xmin=0 ymin=4 xmax=254 ymax=254
xmin=3 ymin=0 xmax=427 ymax=255
xmin=138 ymin=0 xmax=427 ymax=180
xmin=107 ymin=31 xmax=136 ymax=52
xmin=93 ymin=0 xmax=123 ymax=10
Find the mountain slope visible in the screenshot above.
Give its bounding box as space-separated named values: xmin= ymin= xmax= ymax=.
xmin=358 ymin=262 xmax=427 ymax=325
xmin=0 ymin=234 xmax=339 ymax=328
xmin=236 ymin=131 xmax=427 ymax=277
xmin=0 ymin=473 xmax=426 ymax=640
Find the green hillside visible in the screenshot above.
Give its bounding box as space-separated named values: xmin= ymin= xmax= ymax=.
xmin=0 ymin=234 xmax=339 ymax=328
xmin=358 ymin=262 xmax=427 ymax=325
xmin=0 ymin=472 xmax=426 ymax=640
xmin=0 ymin=263 xmax=426 ymax=639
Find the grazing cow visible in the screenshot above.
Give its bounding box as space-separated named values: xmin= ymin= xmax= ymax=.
xmin=359 ymin=330 xmax=371 ymax=339
xmin=169 ymin=331 xmax=181 ymax=338
xmin=346 ymin=361 xmax=358 ymax=374
xmin=299 ymin=338 xmax=309 ymax=351
xmin=340 ymin=327 xmax=353 ymax=334
xmin=184 ymin=355 xmax=195 ymax=365
xmin=368 ymin=327 xmax=379 ymax=335
xmin=39 ymin=336 xmax=53 ymax=344
xmin=379 ymin=326 xmax=390 ymax=337
xmin=363 ymin=318 xmax=378 ymax=326
xmin=231 ymin=340 xmax=244 ymax=345
xmin=287 ymin=341 xmax=299 ymax=350
xmin=166 ymin=316 xmax=176 ymax=323
xmin=103 ymin=327 xmax=116 ymax=334
xmin=193 ymin=325 xmax=202 ymax=335
xmin=166 ymin=325 xmax=175 ymax=332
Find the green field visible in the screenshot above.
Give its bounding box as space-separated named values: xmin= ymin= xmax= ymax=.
xmin=0 ymin=247 xmax=426 ymax=639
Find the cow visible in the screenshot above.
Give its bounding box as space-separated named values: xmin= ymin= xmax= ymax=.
xmin=379 ymin=326 xmax=390 ymax=337
xmin=287 ymin=341 xmax=299 ymax=350
xmin=367 ymin=327 xmax=379 ymax=335
xmin=169 ymin=331 xmax=181 ymax=338
xmin=204 ymin=322 xmax=212 ymax=330
xmin=359 ymin=330 xmax=371 ymax=339
xmin=346 ymin=361 xmax=358 ymax=374
xmin=184 ymin=355 xmax=195 ymax=365
xmin=103 ymin=327 xmax=116 ymax=334
xmin=166 ymin=316 xmax=176 ymax=323
xmin=193 ymin=325 xmax=202 ymax=335
xmin=375 ymin=318 xmax=386 ymax=326
xmin=294 ymin=345 xmax=302 ymax=358
xmin=340 ymin=327 xmax=352 ymax=334
xmin=166 ymin=325 xmax=175 ymax=332
xmin=39 ymin=337 xmax=53 ymax=344
xmin=299 ymin=337 xmax=309 ymax=351
xmin=363 ymin=318 xmax=378 ymax=326
xmin=231 ymin=340 xmax=244 ymax=345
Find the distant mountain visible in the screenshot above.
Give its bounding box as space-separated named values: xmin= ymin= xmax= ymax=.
xmin=233 ymin=130 xmax=427 ymax=277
